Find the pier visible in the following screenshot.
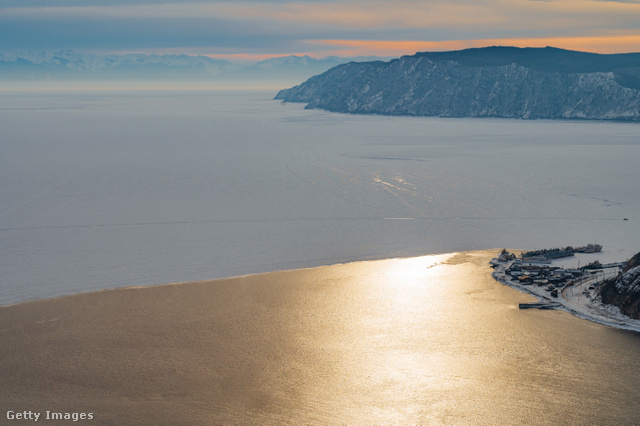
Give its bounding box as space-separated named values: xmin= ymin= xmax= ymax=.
xmin=519 ymin=302 xmax=561 ymax=310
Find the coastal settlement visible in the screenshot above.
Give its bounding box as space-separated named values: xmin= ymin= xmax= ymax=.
xmin=489 ymin=246 xmax=640 ymax=332
xmin=491 ymin=245 xmax=620 ymax=299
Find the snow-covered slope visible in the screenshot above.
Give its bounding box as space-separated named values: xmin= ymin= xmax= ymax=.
xmin=601 ymin=252 xmax=640 ymax=319
xmin=275 ymin=46 xmax=640 ymax=122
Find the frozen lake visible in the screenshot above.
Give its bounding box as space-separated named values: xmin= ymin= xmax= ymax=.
xmin=1 ymin=89 xmax=639 ymax=305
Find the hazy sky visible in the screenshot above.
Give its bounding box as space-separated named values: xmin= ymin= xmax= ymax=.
xmin=2 ymin=0 xmax=640 ymax=60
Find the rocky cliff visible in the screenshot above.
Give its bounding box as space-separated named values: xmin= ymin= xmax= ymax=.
xmin=275 ymin=46 xmax=640 ymax=121
xmin=600 ymin=252 xmax=640 ymax=319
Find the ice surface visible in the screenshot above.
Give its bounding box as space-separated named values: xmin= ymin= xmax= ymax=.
xmin=1 ymin=89 xmax=639 ymax=305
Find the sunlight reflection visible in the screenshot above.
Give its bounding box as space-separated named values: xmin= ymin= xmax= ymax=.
xmin=331 ymin=253 xmax=474 ymax=423
xmin=383 ymin=254 xmax=453 ymax=284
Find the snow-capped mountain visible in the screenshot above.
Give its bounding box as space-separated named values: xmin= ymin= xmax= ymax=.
xmin=0 ymin=50 xmax=237 ymax=79
xmin=0 ymin=51 xmax=389 ymax=84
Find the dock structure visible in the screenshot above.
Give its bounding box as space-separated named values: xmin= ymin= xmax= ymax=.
xmin=519 ymin=302 xmax=561 ymax=310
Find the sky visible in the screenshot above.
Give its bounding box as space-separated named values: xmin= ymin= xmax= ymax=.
xmin=2 ymin=0 xmax=640 ymax=61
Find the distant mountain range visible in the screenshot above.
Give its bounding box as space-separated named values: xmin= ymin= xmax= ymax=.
xmin=0 ymin=50 xmax=388 ymax=85
xmin=275 ymin=46 xmax=640 ymax=121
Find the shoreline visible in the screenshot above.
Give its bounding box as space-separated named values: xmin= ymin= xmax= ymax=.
xmin=0 ymin=250 xmax=458 ymax=309
xmin=491 ymin=257 xmax=640 ymax=333
xmin=4 ymin=248 xmax=639 ymax=336
xmin=2 ymin=249 xmax=640 ymax=424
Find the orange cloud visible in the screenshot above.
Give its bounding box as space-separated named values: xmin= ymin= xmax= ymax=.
xmin=140 ymin=34 xmax=640 ymax=63
xmin=308 ymin=35 xmax=640 ymax=57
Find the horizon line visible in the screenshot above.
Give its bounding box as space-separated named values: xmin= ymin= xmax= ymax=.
xmin=4 ymin=35 xmax=640 ymax=63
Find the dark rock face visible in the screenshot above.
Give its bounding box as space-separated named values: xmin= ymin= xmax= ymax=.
xmin=600 ymin=252 xmax=640 ymax=319
xmin=275 ymin=46 xmax=640 ymax=121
